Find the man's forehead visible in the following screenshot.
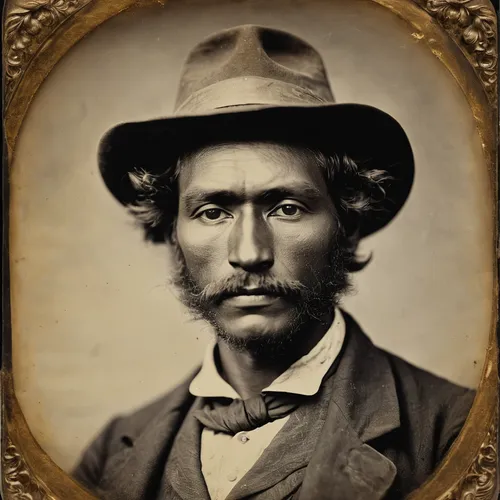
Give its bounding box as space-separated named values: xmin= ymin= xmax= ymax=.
xmin=177 ymin=142 xmax=328 ymax=194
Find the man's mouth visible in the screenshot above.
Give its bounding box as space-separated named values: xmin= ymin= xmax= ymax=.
xmin=219 ymin=288 xmax=283 ymax=308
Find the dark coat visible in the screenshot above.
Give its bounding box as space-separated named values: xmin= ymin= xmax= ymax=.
xmin=72 ymin=313 xmax=475 ymax=500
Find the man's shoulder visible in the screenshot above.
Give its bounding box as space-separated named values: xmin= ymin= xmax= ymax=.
xmin=382 ymin=346 xmax=476 ymax=460
xmin=72 ymin=367 xmax=200 ymax=489
xmin=368 ymin=334 xmax=475 ymax=456
xmin=343 ymin=310 xmax=475 ymax=420
xmin=344 ymin=310 xmax=474 ymax=393
xmin=383 ymin=347 xmax=475 ymax=406
xmin=341 ymin=311 xmax=475 ymax=469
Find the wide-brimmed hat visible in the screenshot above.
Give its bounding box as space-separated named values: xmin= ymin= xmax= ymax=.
xmin=99 ymin=24 xmax=414 ymax=238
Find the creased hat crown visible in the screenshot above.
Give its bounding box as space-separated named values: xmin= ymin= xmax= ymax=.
xmin=175 ymin=25 xmax=335 ymax=114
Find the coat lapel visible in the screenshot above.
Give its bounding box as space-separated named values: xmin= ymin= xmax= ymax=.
xmin=163 ymin=397 xmax=211 ymax=500
xmin=97 ymin=374 xmax=197 ymax=500
xmin=298 ymin=312 xmax=401 ymax=500
xmin=297 ymin=399 xmax=397 ymax=500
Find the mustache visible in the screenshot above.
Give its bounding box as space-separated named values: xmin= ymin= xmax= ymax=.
xmin=193 ymin=272 xmax=307 ymax=304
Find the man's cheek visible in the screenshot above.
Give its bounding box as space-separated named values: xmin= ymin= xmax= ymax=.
xmin=303 ymin=233 xmax=336 ymax=263
xmin=182 ymin=245 xmax=223 ymax=282
xmin=277 ymin=235 xmax=333 ymax=270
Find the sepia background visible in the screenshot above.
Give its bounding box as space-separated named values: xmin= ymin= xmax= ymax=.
xmin=9 ymin=0 xmax=494 ymax=472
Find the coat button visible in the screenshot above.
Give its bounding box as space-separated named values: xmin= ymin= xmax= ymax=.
xmin=227 ymin=472 xmax=238 ymax=482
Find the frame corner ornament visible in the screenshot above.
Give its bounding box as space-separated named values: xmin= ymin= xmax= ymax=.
xmin=422 ymin=0 xmax=498 ymax=103
xmin=442 ymin=421 xmax=498 ymax=500
xmin=2 ymin=436 xmax=57 ymax=500
xmin=3 ymin=0 xmax=89 ymax=106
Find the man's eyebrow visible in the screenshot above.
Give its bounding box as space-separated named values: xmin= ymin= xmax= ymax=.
xmin=181 ymin=189 xmax=240 ymax=212
xmin=181 ymin=183 xmax=325 ymax=212
xmin=257 ymin=185 xmax=324 ymax=202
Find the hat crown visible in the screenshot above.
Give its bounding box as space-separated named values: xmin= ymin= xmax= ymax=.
xmin=175 ymin=24 xmax=334 ymax=111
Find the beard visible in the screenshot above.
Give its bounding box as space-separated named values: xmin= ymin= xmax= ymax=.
xmin=168 ymin=236 xmax=353 ymax=358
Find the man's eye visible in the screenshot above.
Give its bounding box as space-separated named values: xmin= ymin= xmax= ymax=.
xmin=199 ymin=208 xmax=231 ymax=221
xmin=270 ymin=204 xmax=304 ymax=217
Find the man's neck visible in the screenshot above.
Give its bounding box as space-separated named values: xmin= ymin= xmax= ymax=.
xmin=215 ymin=312 xmax=335 ymax=399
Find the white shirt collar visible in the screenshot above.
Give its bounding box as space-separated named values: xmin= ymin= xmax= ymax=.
xmin=189 ymin=308 xmax=346 ymax=399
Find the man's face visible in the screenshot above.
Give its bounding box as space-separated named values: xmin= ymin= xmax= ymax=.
xmin=174 ymin=142 xmax=344 ymax=348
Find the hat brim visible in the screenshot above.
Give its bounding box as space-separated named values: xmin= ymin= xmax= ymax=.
xmin=98 ymin=103 xmax=414 ymax=238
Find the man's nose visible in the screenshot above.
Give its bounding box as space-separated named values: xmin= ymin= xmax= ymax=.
xmin=228 ymin=210 xmax=274 ymax=272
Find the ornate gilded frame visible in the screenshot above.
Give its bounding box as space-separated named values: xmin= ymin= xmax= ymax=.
xmin=1 ymin=0 xmax=498 ymax=498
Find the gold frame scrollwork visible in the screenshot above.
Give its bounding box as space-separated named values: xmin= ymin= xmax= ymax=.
xmin=423 ymin=0 xmax=497 ymax=101
xmin=2 ymin=0 xmax=498 ymax=499
xmin=4 ymin=0 xmax=89 ymax=106
xmin=3 ymin=438 xmax=57 ymax=500
xmin=442 ymin=422 xmax=498 ymax=500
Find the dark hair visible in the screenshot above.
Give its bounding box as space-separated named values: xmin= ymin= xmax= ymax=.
xmin=126 ymin=141 xmax=392 ymax=272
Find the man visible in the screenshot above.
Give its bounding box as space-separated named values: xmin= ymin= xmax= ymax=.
xmin=73 ymin=25 xmax=475 ymax=500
